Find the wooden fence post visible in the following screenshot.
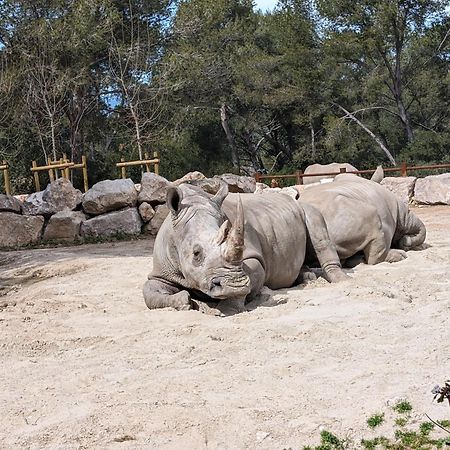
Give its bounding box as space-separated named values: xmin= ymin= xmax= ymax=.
xmin=120 ymin=158 xmax=126 ymax=179
xmin=32 ymin=161 xmax=41 ymax=191
xmin=153 ymin=151 xmax=159 ymax=175
xmin=401 ymin=161 xmax=407 ymax=177
xmin=2 ymin=160 xmax=11 ymax=195
xmin=82 ymin=155 xmax=89 ymax=193
xmin=295 ymin=169 xmax=303 ymax=185
xmin=254 ymin=172 xmax=261 ymax=183
xmin=144 ymin=152 xmax=150 ymax=172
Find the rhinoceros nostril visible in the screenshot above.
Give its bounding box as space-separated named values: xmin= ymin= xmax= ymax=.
xmin=210 ymin=277 xmax=222 ymax=288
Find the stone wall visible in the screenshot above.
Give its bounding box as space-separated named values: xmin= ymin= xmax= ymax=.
xmin=0 ymin=172 xmax=256 ymax=249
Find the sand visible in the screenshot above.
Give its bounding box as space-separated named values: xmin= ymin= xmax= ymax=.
xmin=0 ymin=206 xmax=449 ymax=449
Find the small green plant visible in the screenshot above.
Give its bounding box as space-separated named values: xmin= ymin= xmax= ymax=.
xmin=367 ymin=413 xmax=384 ymax=428
xmin=302 ymin=430 xmax=346 ymax=450
xmin=361 ymin=436 xmax=390 ymax=449
xmin=395 ymin=417 xmax=408 ymax=427
xmin=393 ymin=400 xmax=413 ymax=414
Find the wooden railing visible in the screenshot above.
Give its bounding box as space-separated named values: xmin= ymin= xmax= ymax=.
xmin=31 ymin=154 xmax=89 ymax=192
xmin=0 ymin=160 xmax=11 ymax=195
xmin=254 ymin=162 xmax=450 ymax=185
xmin=116 ymin=152 xmax=160 ymax=179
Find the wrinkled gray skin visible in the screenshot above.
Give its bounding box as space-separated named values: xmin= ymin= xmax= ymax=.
xmin=299 ymin=172 xmax=426 ymax=265
xmin=143 ymin=183 xmax=347 ymax=315
xmin=303 ymin=162 xmax=359 ymax=184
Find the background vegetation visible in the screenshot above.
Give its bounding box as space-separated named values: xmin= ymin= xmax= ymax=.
xmin=0 ymin=0 xmax=449 ymax=192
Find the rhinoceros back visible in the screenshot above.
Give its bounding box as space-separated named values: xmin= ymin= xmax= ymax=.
xmin=222 ymin=193 xmax=307 ymax=289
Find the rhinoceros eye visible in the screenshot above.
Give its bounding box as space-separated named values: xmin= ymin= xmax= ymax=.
xmin=192 ymin=244 xmax=204 ymax=266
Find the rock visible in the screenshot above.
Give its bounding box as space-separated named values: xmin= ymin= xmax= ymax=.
xmin=381 ymin=176 xmax=417 ymax=204
xmin=138 ymin=202 xmax=155 ymax=223
xmin=186 ymin=178 xmax=222 ymax=195
xmin=173 ymin=171 xmax=206 ymax=186
xmin=280 ymin=186 xmax=299 ymax=199
xmin=138 ymin=173 xmax=171 ymax=205
xmin=23 ymin=178 xmax=82 ymax=216
xmin=216 ymin=173 xmax=256 ymax=193
xmin=82 ymin=179 xmax=138 ymax=215
xmin=43 ymin=210 xmax=86 ymax=242
xmin=187 ymin=174 xmax=256 ymax=195
xmin=0 ymin=194 xmax=22 ymax=213
xmin=254 ymin=182 xmax=269 ymax=194
xmin=414 ymin=173 xmax=450 ymax=205
xmin=0 ymin=213 xmax=44 ymax=247
xmin=143 ymin=204 xmax=169 ymax=235
xmin=81 ymin=207 xmax=142 ymax=239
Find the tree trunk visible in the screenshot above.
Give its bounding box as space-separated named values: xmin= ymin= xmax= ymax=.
xmin=310 ymin=114 xmax=316 ymax=158
xmin=220 ymin=103 xmax=239 ymax=170
xmin=129 ymin=101 xmax=143 ymax=161
xmin=49 ymin=114 xmax=57 ymax=161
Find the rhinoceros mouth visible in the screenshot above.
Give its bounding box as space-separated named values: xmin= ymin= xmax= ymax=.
xmin=208 ymin=272 xmax=251 ymax=299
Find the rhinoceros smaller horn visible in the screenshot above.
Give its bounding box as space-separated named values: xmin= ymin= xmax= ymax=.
xmin=167 ymin=186 xmax=183 ymax=216
xmin=224 ymin=195 xmax=244 ymax=264
xmin=212 ymin=181 xmax=228 ymax=207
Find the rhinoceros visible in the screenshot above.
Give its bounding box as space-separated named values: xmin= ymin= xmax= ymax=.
xmin=143 ymin=183 xmax=347 ymax=314
xmin=299 ymin=172 xmax=426 ymax=265
xmin=303 ymin=162 xmax=359 ymax=185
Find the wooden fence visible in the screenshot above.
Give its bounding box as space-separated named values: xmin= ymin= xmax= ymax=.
xmin=0 ymin=160 xmax=11 ymax=195
xmin=31 ymin=154 xmax=89 ymax=192
xmin=116 ymin=152 xmax=160 ymax=179
xmin=254 ymin=162 xmax=450 ymax=185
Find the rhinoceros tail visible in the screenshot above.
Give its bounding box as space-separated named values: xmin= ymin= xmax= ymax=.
xmin=370 ymin=165 xmax=384 ymax=183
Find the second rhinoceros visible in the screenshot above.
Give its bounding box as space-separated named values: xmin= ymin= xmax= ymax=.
xmin=143 ymin=182 xmax=347 ymax=314
xmin=299 ymin=172 xmax=426 ymax=265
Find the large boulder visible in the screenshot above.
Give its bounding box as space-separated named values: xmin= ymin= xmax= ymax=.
xmin=216 ymin=173 xmax=256 ymax=193
xmin=173 ymin=171 xmax=206 ymax=186
xmin=0 ymin=194 xmax=22 ymax=213
xmin=82 ymin=179 xmax=138 ymax=215
xmin=138 ymin=173 xmax=171 ymax=205
xmin=43 ymin=210 xmax=86 ymax=242
xmin=23 ymin=178 xmax=82 ymax=216
xmin=186 ymin=174 xmax=256 ymax=195
xmin=0 ymin=213 xmax=44 ymax=248
xmin=80 ymin=207 xmax=142 ymax=239
xmin=414 ymin=173 xmax=450 ymax=205
xmin=381 ymin=176 xmax=417 ymax=205
xmin=143 ymin=204 xmax=169 ymax=235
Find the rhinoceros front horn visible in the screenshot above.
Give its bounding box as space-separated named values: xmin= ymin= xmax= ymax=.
xmin=224 ymin=195 xmax=244 ymax=264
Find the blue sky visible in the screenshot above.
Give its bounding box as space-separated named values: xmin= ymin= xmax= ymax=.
xmin=254 ymin=0 xmax=277 ymax=12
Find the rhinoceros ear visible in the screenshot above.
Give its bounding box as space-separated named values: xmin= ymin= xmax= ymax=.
xmin=167 ymin=186 xmax=183 ymax=217
xmin=212 ymin=181 xmax=228 ymax=207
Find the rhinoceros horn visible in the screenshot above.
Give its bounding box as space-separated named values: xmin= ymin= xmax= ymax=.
xmin=224 ymin=195 xmax=244 ymax=264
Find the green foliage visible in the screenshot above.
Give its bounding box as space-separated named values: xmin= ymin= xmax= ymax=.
xmin=393 ymin=400 xmax=413 ymax=414
xmin=0 ymin=0 xmax=449 ymax=192
xmin=367 ymin=413 xmax=385 ymax=428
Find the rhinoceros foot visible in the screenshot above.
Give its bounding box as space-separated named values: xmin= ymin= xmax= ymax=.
xmin=385 ymin=249 xmax=407 ymax=263
xmin=170 ymin=291 xmax=193 ymax=310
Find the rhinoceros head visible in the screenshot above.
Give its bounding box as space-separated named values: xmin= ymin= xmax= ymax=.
xmin=164 ymin=182 xmax=251 ymax=300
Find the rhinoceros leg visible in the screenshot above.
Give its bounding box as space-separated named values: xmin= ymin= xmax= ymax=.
xmin=300 ymin=203 xmax=348 ymax=282
xmin=143 ymin=278 xmax=193 ymax=310
xmin=385 ymin=249 xmax=407 ymax=263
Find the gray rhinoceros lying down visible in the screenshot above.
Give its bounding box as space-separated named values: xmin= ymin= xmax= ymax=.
xmin=299 ymin=173 xmax=426 ymax=265
xmin=143 ymin=183 xmax=347 ymax=314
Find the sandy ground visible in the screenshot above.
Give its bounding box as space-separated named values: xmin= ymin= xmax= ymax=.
xmin=0 ymin=206 xmax=449 ymax=449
